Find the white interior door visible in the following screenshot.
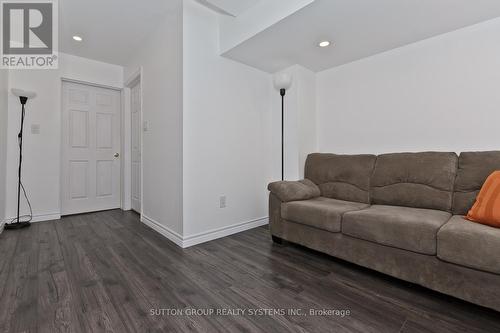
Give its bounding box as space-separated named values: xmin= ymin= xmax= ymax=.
xmin=130 ymin=80 xmax=142 ymax=213
xmin=61 ymin=81 xmax=121 ymax=215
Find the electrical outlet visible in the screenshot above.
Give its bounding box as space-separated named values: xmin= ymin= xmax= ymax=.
xmin=31 ymin=124 xmax=40 ymax=134
xmin=219 ymin=196 xmax=227 ymax=208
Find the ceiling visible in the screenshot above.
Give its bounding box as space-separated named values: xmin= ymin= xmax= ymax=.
xmin=60 ymin=0 xmax=179 ymax=66
xmin=222 ymin=0 xmax=500 ymax=73
xmin=60 ymin=0 xmax=500 ymax=71
xmin=195 ymin=0 xmax=261 ymax=16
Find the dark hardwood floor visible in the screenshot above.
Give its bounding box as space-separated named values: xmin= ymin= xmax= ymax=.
xmin=1 ymin=210 xmax=499 ymax=333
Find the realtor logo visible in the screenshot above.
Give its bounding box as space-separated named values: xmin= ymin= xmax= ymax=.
xmin=1 ymin=0 xmax=58 ymax=69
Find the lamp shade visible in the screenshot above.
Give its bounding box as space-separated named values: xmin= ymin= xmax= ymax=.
xmin=11 ymin=88 xmax=36 ymax=100
xmin=273 ymin=72 xmax=292 ymax=91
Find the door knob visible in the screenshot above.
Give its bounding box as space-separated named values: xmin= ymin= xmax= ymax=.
xmin=114 ymin=152 xmax=120 ymax=158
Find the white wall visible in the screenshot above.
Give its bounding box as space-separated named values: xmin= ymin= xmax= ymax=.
xmin=4 ymin=54 xmax=123 ymax=222
xmin=125 ymin=1 xmax=184 ymax=235
xmin=183 ymin=0 xmax=272 ymax=239
xmin=296 ymin=67 xmax=317 ymax=177
xmin=317 ymin=18 xmax=500 ymax=154
xmin=0 ymin=70 xmax=8 ymax=228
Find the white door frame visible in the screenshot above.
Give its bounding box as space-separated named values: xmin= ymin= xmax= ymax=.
xmin=60 ymin=77 xmax=124 ymax=215
xmin=124 ymin=68 xmax=143 ymax=215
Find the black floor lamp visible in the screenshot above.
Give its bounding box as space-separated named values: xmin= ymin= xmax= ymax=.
xmin=273 ymin=72 xmax=292 ymax=181
xmin=5 ymin=89 xmax=36 ymax=230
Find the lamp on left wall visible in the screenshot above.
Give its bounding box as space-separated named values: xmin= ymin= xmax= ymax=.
xmin=5 ymin=89 xmax=36 ymax=230
xmin=273 ymin=72 xmax=293 ymax=181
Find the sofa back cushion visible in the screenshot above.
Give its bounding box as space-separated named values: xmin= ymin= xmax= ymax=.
xmin=305 ymin=153 xmax=377 ymax=204
xmin=453 ymin=151 xmax=500 ymax=215
xmin=370 ymin=152 xmax=458 ymax=211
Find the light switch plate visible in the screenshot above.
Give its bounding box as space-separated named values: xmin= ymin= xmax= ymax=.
xmin=220 ymin=196 xmax=227 ymax=208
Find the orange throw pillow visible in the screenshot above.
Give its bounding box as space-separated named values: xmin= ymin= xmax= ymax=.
xmin=467 ymin=171 xmax=500 ymax=228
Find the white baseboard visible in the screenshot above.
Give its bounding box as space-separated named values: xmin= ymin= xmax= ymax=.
xmin=31 ymin=213 xmax=61 ymax=223
xmin=1 ymin=211 xmax=267 ymax=247
xmin=140 ymin=215 xmax=269 ymax=248
xmin=182 ymin=217 xmax=269 ymax=248
xmin=140 ymin=215 xmax=184 ymax=247
xmin=3 ymin=212 xmax=61 ymax=226
xmin=1 ymin=212 xmax=60 ymax=235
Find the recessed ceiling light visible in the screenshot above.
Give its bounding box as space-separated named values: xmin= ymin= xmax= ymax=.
xmin=73 ymin=36 xmax=83 ymax=42
xmin=319 ymin=41 xmax=330 ymax=48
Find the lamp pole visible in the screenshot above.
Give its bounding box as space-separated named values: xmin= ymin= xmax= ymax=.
xmin=280 ymin=89 xmax=285 ymax=181
xmin=6 ymin=89 xmax=36 ymax=230
xmin=273 ymin=72 xmax=292 ymax=182
xmin=17 ymin=98 xmax=27 ymax=224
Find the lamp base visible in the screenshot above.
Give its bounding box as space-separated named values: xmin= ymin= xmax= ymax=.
xmin=4 ymin=221 xmax=31 ymax=230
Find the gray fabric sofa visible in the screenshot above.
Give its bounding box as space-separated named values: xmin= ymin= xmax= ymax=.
xmin=268 ymin=151 xmax=500 ymax=312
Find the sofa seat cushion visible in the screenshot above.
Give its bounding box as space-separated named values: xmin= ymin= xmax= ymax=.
xmin=438 ymin=216 xmax=500 ymax=274
xmin=281 ymin=197 xmax=369 ymax=233
xmin=343 ymin=205 xmax=451 ymax=255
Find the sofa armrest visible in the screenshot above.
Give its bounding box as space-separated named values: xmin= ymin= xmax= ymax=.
xmin=267 ymin=179 xmax=320 ymax=202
